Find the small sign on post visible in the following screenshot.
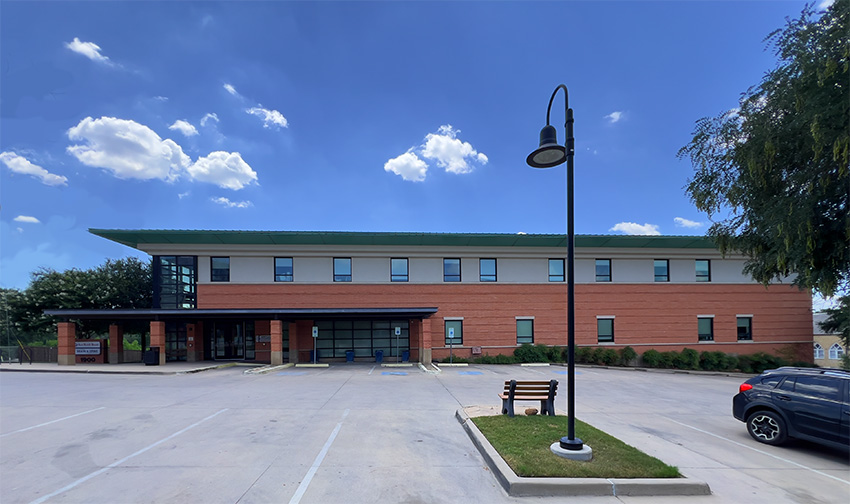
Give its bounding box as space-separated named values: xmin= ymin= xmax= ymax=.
xmin=312 ymin=326 xmax=318 ymax=364
xmin=448 ymin=327 xmax=454 ymax=364
xmin=394 ymin=326 xmax=401 ymax=363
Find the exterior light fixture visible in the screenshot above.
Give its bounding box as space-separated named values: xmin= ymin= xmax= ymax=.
xmin=527 ymin=84 xmax=592 ymax=461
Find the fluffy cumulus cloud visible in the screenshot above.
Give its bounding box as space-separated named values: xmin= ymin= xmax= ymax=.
xmin=421 ymin=125 xmax=488 ymax=174
xmin=0 ymin=151 xmax=68 ymax=186
xmin=13 ymin=215 xmax=41 ymax=224
xmin=67 ymin=116 xmax=190 ymax=181
xmin=65 ymin=37 xmax=113 ymax=65
xmin=246 ymin=106 xmax=288 ymax=129
xmin=605 ymin=111 xmax=624 ymax=123
xmin=168 ymin=120 xmax=198 ymax=137
xmin=609 ymin=222 xmax=661 ymax=235
xmin=211 ymin=196 xmax=252 ymax=209
xmin=66 ymin=116 xmax=256 ymax=190
xmin=674 ymin=217 xmax=704 ymax=229
xmin=384 ymin=151 xmax=428 ymax=182
xmin=187 ymin=151 xmax=258 ymax=190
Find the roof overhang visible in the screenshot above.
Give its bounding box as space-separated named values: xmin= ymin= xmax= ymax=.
xmin=44 ymin=307 xmax=439 ymax=321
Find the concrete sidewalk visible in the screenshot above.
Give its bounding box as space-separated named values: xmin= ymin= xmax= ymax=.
xmin=0 ymin=361 xmax=251 ymax=375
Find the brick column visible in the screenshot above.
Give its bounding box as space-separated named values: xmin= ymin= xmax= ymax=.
xmin=150 ymin=321 xmax=166 ymax=365
xmin=57 ymin=321 xmax=76 ymax=366
xmin=270 ymin=320 xmax=283 ymax=365
xmin=108 ymin=324 xmax=124 ymax=364
xmin=419 ymin=318 xmax=432 ymax=365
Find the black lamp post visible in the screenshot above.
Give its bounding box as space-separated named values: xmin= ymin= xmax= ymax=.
xmin=527 ymin=84 xmax=584 ymax=453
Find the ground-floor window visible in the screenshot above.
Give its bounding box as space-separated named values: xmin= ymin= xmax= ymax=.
xmin=597 ymin=318 xmax=614 ymax=343
xmin=315 ymin=320 xmax=409 ymax=359
xmin=516 ymin=319 xmax=533 ymax=344
xmin=445 ymin=320 xmax=463 ymax=346
xmin=698 ymin=317 xmax=714 ymax=342
xmin=814 ymin=343 xmax=825 ymax=360
xmin=829 ymin=343 xmax=845 ymax=360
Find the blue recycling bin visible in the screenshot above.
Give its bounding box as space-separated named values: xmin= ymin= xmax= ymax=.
xmin=345 ymin=350 xmax=354 ymax=362
xmin=402 ymin=350 xmax=410 ymax=362
xmin=309 ymin=350 xmax=318 ymax=363
xmin=375 ymin=350 xmax=383 ymax=363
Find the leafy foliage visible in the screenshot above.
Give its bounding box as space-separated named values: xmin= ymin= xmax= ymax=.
xmin=819 ymin=294 xmax=850 ymax=349
xmin=678 ymin=1 xmax=849 ymax=297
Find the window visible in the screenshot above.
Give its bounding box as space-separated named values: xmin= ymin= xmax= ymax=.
xmin=654 ymin=259 xmax=669 ymax=282
xmin=696 ymin=260 xmax=711 ymax=282
xmin=445 ymin=320 xmax=463 ymax=346
xmin=211 ymin=257 xmax=230 ymax=282
xmin=597 ymin=318 xmax=614 ymax=343
xmin=786 ymin=376 xmax=841 ymax=401
xmin=698 ymin=317 xmax=714 ymax=341
xmin=549 ymin=259 xmax=565 ymax=282
xmin=737 ymin=317 xmax=752 ymax=341
xmin=444 ymin=258 xmax=461 ymax=282
xmin=274 ymin=257 xmax=293 ymax=282
xmin=479 ymin=258 xmax=497 ymax=282
xmin=154 ymin=255 xmax=197 ymax=309
xmin=595 ymin=259 xmax=611 ymax=282
xmin=334 ymin=258 xmax=352 ymax=282
xmin=516 ymin=319 xmax=533 ymax=344
xmin=814 ymin=343 xmax=825 ymax=360
xmin=391 ymin=258 xmax=409 ymax=282
xmin=829 ymin=343 xmax=845 ymax=360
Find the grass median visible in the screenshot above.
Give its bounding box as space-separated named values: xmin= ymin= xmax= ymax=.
xmin=471 ymin=414 xmax=680 ymax=479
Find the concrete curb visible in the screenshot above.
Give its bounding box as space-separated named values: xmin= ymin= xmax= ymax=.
xmin=435 ymin=362 xmax=468 ymax=367
xmin=455 ymin=408 xmax=711 ymax=497
xmin=419 ymin=362 xmax=441 ymax=374
xmin=294 ymin=363 xmax=329 ymax=368
xmin=243 ymin=363 xmax=294 ymax=375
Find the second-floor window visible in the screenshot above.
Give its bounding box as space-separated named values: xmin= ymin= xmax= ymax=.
xmin=334 ymin=258 xmax=352 ymax=282
xmin=654 ymin=259 xmax=669 ymax=282
xmin=444 ymin=258 xmax=461 ymax=282
xmin=275 ymin=257 xmax=293 ymax=282
xmin=211 ymin=257 xmax=230 ymax=282
xmin=391 ymin=258 xmax=409 ymax=282
xmin=595 ymin=259 xmax=611 ymax=282
xmin=479 ymin=258 xmax=497 ymax=282
xmin=696 ymin=260 xmax=711 ymax=282
xmin=549 ymin=258 xmax=565 ymax=282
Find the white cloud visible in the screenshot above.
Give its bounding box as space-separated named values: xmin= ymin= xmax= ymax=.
xmin=178 ymin=191 xmax=190 ymax=199
xmin=674 ymin=217 xmax=704 ymax=229
xmin=200 ymin=113 xmax=219 ymax=127
xmin=153 ymin=96 xmax=168 ymax=102
xmin=421 ymin=124 xmax=487 ymax=175
xmin=13 ymin=215 xmax=40 ymax=224
xmin=609 ymin=222 xmax=661 ymax=235
xmin=168 ymin=120 xmax=198 ymax=137
xmin=246 ymin=106 xmax=288 ymax=129
xmin=819 ymin=0 xmax=835 ymax=10
xmin=212 ymin=196 xmax=252 ymax=208
xmin=605 ymin=111 xmax=623 ymax=123
xmin=188 ymin=151 xmax=258 ymax=190
xmin=384 ymin=151 xmax=428 ymax=182
xmin=0 ymin=151 xmax=68 ymax=186
xmin=67 ymin=116 xmax=190 ymax=182
xmin=223 ymin=83 xmax=239 ymax=96
xmin=65 ymin=37 xmax=113 ymax=65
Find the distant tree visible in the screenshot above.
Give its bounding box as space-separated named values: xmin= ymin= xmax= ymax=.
xmin=678 ymin=1 xmax=849 ymax=297
xmin=819 ymin=294 xmax=850 ymax=349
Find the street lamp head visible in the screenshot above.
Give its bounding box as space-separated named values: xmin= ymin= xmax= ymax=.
xmin=526 ymin=124 xmax=566 ymax=168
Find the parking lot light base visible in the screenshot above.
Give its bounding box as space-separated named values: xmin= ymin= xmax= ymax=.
xmin=560 ymin=436 xmax=584 ymax=450
xmin=551 ymin=440 xmax=593 ymax=461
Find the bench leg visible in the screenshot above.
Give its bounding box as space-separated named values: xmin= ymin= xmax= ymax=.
xmin=539 ymin=400 xmax=548 ymax=415
xmin=501 ymin=398 xmax=508 ymax=415
xmin=546 ymin=398 xmax=555 ymax=416
xmin=506 ymin=400 xmax=515 ymax=417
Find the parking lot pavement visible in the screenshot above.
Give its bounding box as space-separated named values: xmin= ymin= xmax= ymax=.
xmin=1 ymin=364 xmax=847 ymax=504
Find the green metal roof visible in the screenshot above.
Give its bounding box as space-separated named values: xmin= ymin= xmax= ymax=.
xmin=90 ymin=229 xmax=716 ymax=250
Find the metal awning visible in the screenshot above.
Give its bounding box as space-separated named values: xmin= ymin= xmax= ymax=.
xmin=44 ymin=307 xmax=439 ymax=321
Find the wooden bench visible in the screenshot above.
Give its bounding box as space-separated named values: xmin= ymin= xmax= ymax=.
xmin=499 ymin=379 xmax=558 ymax=417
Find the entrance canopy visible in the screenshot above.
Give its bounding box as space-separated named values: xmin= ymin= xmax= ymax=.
xmin=44 ymin=307 xmax=439 ymax=321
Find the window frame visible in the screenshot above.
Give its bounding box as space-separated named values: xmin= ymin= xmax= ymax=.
xmin=333 ymin=257 xmax=352 ymax=282
xmin=443 ymin=258 xmax=461 ymax=282
xmin=814 ymin=343 xmax=825 ymax=360
xmin=695 ymin=259 xmax=711 ymax=282
xmin=597 ymin=317 xmax=615 ymax=343
xmin=595 ymin=259 xmax=612 ymax=282
xmin=479 ymin=258 xmax=497 ymax=282
xmin=390 ymin=258 xmax=409 ymax=282
xmin=274 ymin=257 xmax=294 ymax=282
xmin=210 ymin=256 xmax=230 ymax=282
xmin=829 ymin=343 xmax=845 ymax=360
xmin=654 ymin=259 xmax=669 ymax=282
xmin=445 ymin=320 xmax=463 ymax=346
xmin=737 ymin=316 xmax=752 ymax=341
xmin=548 ymin=258 xmax=565 ymax=282
xmin=698 ymin=316 xmax=714 ymax=342
xmin=516 ymin=319 xmax=534 ymax=345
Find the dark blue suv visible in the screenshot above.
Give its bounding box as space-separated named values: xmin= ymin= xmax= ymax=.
xmin=733 ymin=367 xmax=850 ymax=449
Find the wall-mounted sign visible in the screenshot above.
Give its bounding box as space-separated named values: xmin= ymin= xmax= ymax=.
xmin=257 ymin=335 xmax=271 ymax=343
xmin=75 ymin=341 xmax=101 ymax=355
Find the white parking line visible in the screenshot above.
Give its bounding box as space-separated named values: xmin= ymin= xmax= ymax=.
xmin=668 ymin=418 xmax=850 ymax=485
xmin=28 ymin=408 xmax=229 ymax=504
xmin=289 ymin=409 xmax=350 ymax=504
xmin=368 ymin=365 xmax=375 ymax=375
xmin=0 ymin=407 xmax=105 ymax=438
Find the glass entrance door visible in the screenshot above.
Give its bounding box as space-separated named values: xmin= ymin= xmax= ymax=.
xmin=212 ymin=321 xmax=255 ymax=360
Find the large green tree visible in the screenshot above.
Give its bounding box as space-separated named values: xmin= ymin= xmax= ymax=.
xmin=678 ymin=0 xmax=849 ymax=297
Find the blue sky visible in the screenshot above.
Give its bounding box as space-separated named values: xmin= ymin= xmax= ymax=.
xmin=0 ymin=0 xmax=828 ymax=292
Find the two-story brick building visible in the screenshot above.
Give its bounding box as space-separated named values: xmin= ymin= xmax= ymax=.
xmin=47 ymin=229 xmax=814 ymax=366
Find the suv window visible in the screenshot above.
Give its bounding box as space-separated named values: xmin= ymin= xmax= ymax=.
xmin=760 ymin=376 xmax=782 ymax=388
xmin=793 ymin=376 xmax=841 ymax=401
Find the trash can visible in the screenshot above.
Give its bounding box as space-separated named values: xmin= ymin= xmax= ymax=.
xmin=144 ymin=347 xmax=160 ymax=366
xmin=375 ymin=350 xmax=384 ymax=363
xmin=309 ymin=350 xmax=318 ymax=363
xmin=402 ymin=350 xmax=410 ymax=362
xmin=345 ymin=350 xmax=354 ymax=362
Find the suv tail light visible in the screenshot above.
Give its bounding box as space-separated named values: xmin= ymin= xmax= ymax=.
xmin=739 ymin=383 xmax=753 ymax=393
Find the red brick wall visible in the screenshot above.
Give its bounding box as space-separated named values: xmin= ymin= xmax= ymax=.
xmin=197 ymin=283 xmax=812 ymax=360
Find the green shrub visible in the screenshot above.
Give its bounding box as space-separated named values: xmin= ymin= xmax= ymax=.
xmin=748 ymin=352 xmax=789 ymax=373
xmin=699 ymin=351 xmax=722 ymax=371
xmin=441 ymin=356 xmax=469 ymax=363
xmin=546 ymin=345 xmax=564 ymax=363
xmin=737 ymin=354 xmax=753 ymax=373
xmin=599 ymin=348 xmax=619 ymax=366
xmin=659 ymin=351 xmax=678 ymax=369
xmin=123 ymin=339 xmax=142 ymax=351
xmin=514 ymin=343 xmax=550 ymax=363
xmin=642 ymin=349 xmax=662 ymax=367
xmin=619 ymin=346 xmax=638 ymax=366
xmin=575 ymin=347 xmax=594 ymax=364
xmin=473 ymin=354 xmax=518 ymax=364
xmin=720 ymin=354 xmax=739 ymax=371
xmin=676 ymin=348 xmax=700 ymax=370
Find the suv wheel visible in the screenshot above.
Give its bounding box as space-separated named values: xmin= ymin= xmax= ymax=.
xmin=746 ymin=411 xmax=787 ymax=445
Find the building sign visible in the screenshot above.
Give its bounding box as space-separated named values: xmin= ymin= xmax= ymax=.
xmin=75 ymin=341 xmax=101 ymax=355
xmin=257 ymin=335 xmax=271 ymax=343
